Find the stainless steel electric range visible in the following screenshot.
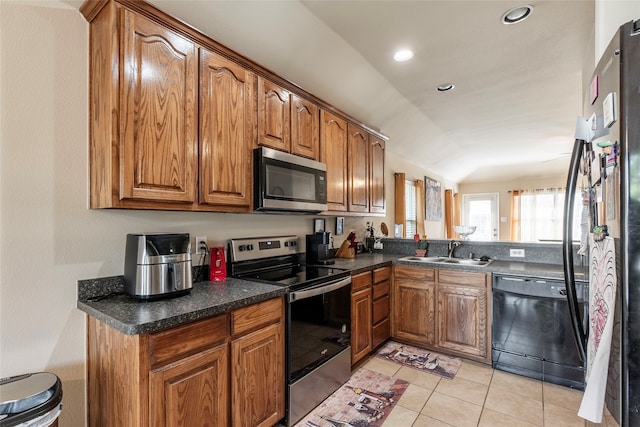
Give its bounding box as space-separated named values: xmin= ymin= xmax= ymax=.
xmin=229 ymin=236 xmax=352 ymax=426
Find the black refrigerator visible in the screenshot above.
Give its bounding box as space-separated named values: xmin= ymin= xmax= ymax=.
xmin=563 ymin=19 xmax=640 ymax=426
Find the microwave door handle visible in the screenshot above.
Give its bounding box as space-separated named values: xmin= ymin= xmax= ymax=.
xmin=289 ymin=277 xmax=351 ymax=302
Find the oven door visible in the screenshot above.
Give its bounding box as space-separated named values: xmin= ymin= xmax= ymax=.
xmin=287 ymin=276 xmax=351 ymax=426
xmin=254 ymin=147 xmax=328 ymax=213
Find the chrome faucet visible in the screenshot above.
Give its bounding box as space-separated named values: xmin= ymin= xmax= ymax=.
xmin=448 ymin=240 xmax=461 ymax=258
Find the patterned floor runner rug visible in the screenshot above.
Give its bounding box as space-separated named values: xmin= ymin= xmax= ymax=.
xmin=375 ymin=340 xmax=462 ymax=380
xmin=295 ymin=367 xmax=409 ymax=427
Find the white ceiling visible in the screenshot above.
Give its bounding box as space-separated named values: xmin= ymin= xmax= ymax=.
xmin=75 ymin=0 xmax=596 ymax=184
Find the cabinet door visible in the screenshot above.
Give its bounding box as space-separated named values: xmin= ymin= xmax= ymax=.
xmin=121 ymin=10 xmax=198 ymax=204
xmin=200 ymin=49 xmax=254 ymax=209
xmin=320 ymin=110 xmax=348 ymax=211
xmin=258 ymin=78 xmax=290 ymax=152
xmin=392 ymin=278 xmax=436 ymax=346
xmin=231 ymin=322 xmax=285 ymax=427
xmin=348 ymin=124 xmax=369 ymax=213
xmin=149 ymin=343 xmax=229 ymax=427
xmin=291 ymin=94 xmax=319 ymax=160
xmin=437 ymin=283 xmax=488 ymax=358
xmin=369 ymin=135 xmax=386 ymax=213
xmin=351 ymin=287 xmax=373 ymax=365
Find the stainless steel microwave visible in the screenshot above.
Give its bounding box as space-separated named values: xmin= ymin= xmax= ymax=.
xmin=254 ymin=147 xmax=328 ymax=213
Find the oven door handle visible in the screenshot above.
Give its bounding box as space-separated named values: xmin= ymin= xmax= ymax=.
xmin=289 ymin=276 xmax=352 ymax=302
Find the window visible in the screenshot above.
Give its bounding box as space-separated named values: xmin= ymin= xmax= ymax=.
xmin=394 ymin=173 xmax=425 ymax=238
xmin=512 ymin=188 xmax=582 ymax=242
xmin=405 ymin=180 xmax=417 ymax=237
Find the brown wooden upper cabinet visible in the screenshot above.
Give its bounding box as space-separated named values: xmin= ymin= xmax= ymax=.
xmin=291 ymin=94 xmax=320 ymax=160
xmin=87 ymin=2 xmax=253 ymax=211
xmin=257 ymin=78 xmax=291 ymax=153
xmin=200 ymin=50 xmax=255 ymax=209
xmin=369 ymin=135 xmax=386 ymax=214
xmin=91 ymin=7 xmax=199 ymax=208
xmin=258 ymin=78 xmax=320 ymax=161
xmin=320 ymin=110 xmax=348 ymax=212
xmin=348 ymin=124 xmax=369 ymax=213
xmin=329 ymin=121 xmax=386 ymax=215
xmin=83 ymin=0 xmax=384 ymax=213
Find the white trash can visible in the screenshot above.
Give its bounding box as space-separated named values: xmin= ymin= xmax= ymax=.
xmin=0 ymin=373 xmax=62 ymax=427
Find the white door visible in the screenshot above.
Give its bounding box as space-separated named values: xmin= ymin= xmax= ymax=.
xmin=461 ymin=193 xmax=499 ymax=241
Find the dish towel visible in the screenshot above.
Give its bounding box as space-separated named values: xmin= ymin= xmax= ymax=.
xmin=578 ymin=235 xmax=617 ymax=423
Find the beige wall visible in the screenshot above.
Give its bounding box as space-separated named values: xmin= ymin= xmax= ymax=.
xmin=458 ymin=175 xmax=567 ymax=241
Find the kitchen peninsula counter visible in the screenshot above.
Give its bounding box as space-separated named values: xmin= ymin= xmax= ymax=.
xmin=77 ymin=277 xmax=287 ymax=335
xmin=78 ymin=253 xmax=584 ymax=336
xmin=394 ymin=257 xmax=588 ymax=281
xmin=336 ymin=252 xmax=587 ymax=281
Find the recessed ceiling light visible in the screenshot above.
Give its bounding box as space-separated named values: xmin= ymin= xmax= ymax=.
xmin=501 ymin=5 xmax=534 ymax=24
xmin=393 ymin=49 xmax=414 ymax=62
xmin=436 ymin=83 xmax=455 ymax=92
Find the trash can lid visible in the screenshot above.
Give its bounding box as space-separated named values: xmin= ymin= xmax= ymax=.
xmin=0 ymin=372 xmax=62 ymax=425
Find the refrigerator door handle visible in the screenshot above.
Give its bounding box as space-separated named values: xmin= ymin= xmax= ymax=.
xmin=563 ymin=137 xmax=588 ymax=363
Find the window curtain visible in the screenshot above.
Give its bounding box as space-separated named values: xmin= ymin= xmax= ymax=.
xmin=415 ymin=179 xmax=425 ymax=238
xmin=445 ymin=189 xmax=457 ymax=238
xmin=510 ymin=190 xmax=521 ymax=241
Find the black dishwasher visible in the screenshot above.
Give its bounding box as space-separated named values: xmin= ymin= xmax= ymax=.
xmin=492 ymin=274 xmax=587 ymax=389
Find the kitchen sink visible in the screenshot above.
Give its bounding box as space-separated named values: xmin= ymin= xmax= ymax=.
xmin=398 ymin=256 xmax=492 ymax=267
xmin=399 ymin=256 xmax=447 ymax=263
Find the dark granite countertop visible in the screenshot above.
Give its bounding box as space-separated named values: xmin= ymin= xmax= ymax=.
xmin=394 ymin=256 xmax=588 ymax=281
xmin=327 ymin=253 xmax=398 ymax=274
xmin=78 ymin=252 xmax=585 ymax=336
xmin=77 ymin=278 xmax=287 ymax=335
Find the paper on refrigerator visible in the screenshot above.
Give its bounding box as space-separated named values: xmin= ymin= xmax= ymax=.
xmin=578 ymin=235 xmax=617 ymax=423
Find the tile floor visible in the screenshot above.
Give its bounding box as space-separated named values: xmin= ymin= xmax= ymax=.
xmin=354 ymin=355 xmax=620 ymax=427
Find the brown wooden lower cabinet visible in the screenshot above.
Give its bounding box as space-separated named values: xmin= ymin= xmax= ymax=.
xmin=351 ymin=265 xmax=392 ymax=366
xmin=351 ymin=272 xmax=373 ymax=365
xmin=436 ymin=269 xmax=490 ymax=361
xmin=231 ymin=322 xmax=285 ymax=427
xmin=86 ymin=296 xmax=285 ymax=427
xmin=149 ymin=343 xmax=229 ymax=426
xmin=392 ymin=265 xmax=491 ymax=364
xmin=392 ymin=265 xmax=436 ymax=346
xmin=437 ymin=283 xmax=488 ymax=358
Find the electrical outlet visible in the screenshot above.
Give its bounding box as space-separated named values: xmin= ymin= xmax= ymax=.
xmin=195 ymin=235 xmax=207 ymax=255
xmin=510 ymin=248 xmax=525 ymax=257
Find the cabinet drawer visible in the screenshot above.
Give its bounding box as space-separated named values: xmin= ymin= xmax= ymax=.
xmin=351 ymin=271 xmax=373 ymax=292
xmin=232 ymin=297 xmax=283 ymax=336
xmin=373 ymin=295 xmax=390 ymax=325
xmin=372 ymin=280 xmax=390 ymax=300
xmin=394 ymin=265 xmax=435 ymax=281
xmin=438 ymin=269 xmax=487 ymax=288
xmin=373 ymin=266 xmax=391 ymax=284
xmin=149 ymin=313 xmax=229 ymax=367
xmin=372 ymin=318 xmax=390 ymax=349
